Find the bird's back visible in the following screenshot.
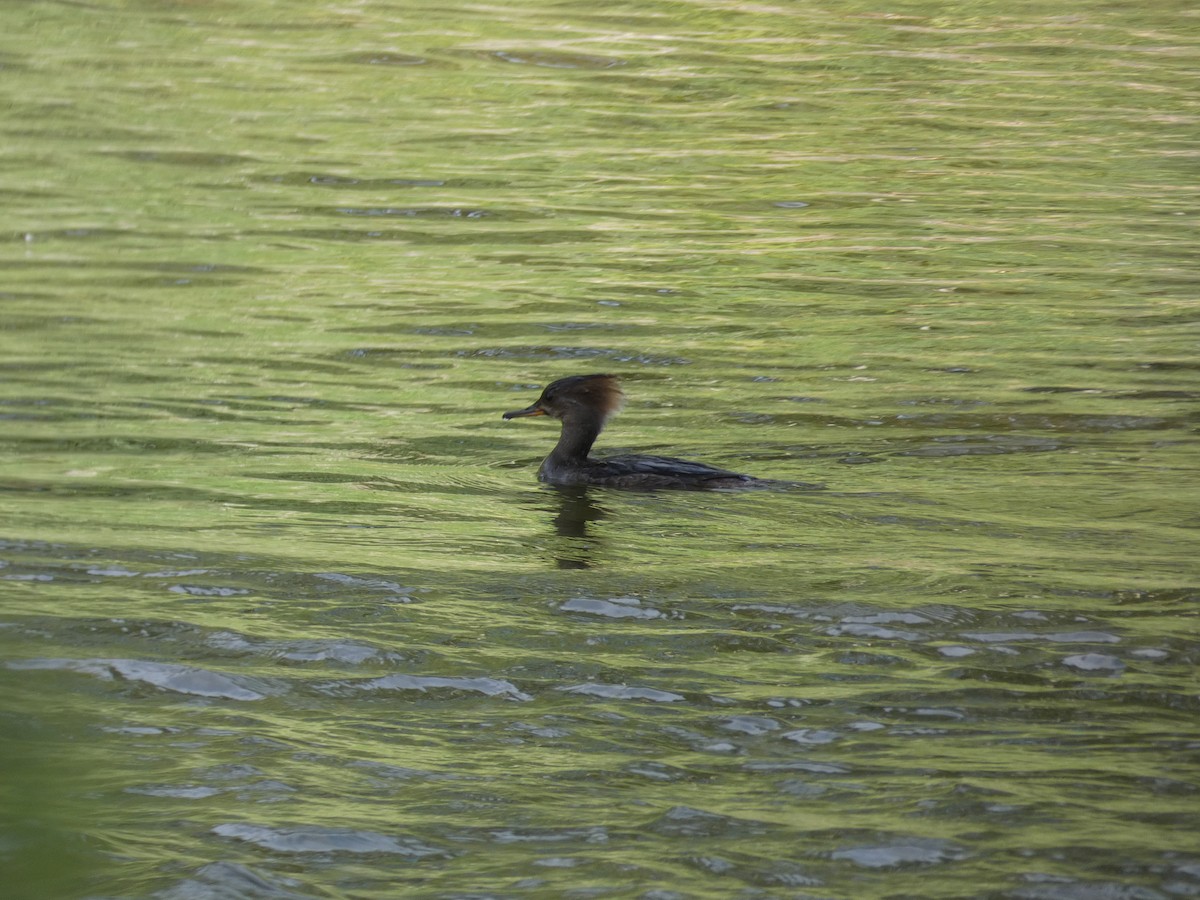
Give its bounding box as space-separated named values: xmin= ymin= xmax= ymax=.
xmin=541 ymin=452 xmax=765 ymax=490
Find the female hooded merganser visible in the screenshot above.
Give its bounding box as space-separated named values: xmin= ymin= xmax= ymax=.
xmin=503 ymin=374 xmax=768 ymax=489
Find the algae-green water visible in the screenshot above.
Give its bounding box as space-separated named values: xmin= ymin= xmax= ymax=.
xmin=1 ymin=1 xmax=1197 ymax=897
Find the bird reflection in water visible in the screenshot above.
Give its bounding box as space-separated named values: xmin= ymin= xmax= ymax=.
xmin=546 ymin=485 xmax=606 ymax=569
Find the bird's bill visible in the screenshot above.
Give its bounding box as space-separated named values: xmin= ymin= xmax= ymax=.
xmin=502 ymin=404 xmax=546 ymax=420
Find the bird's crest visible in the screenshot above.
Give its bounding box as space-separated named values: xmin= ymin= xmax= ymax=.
xmin=576 ymin=374 xmax=625 ymax=422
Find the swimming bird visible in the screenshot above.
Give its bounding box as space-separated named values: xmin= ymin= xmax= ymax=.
xmin=503 ymin=374 xmax=769 ymax=489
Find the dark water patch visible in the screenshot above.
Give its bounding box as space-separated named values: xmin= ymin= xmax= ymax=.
xmin=730 ymin=600 xmax=969 ymax=627
xmin=247 ymin=226 xmax=601 ymax=245
xmin=210 ymin=355 xmax=362 ymax=377
xmin=1118 ymin=310 xmax=1200 ymax=327
xmin=1024 ymin=387 xmax=1200 ymax=402
xmin=1119 ymin=390 xmax=1200 ymax=401
xmin=0 ymin=477 xmax=419 ymax=518
xmin=959 ymin=630 xmax=1122 ymax=645
xmin=743 ymin=760 xmax=852 ymax=776
xmin=1135 ymin=360 xmax=1200 ymax=372
xmin=660 ymin=631 xmax=793 ymax=656
xmin=0 ymin=187 xmax=59 ymax=204
xmin=245 ymin=471 xmax=373 ymax=485
xmin=0 ymin=397 xmax=102 ymax=423
xmin=129 ymin=392 xmax=359 ymax=415
xmin=836 ymin=650 xmax=908 ymax=666
xmin=357 ymin=476 xmax=516 ymax=499
xmin=787 ymin=411 xmax=1183 ymax=434
xmin=0 ymin=259 xmax=267 ymax=275
xmin=177 ymin=328 xmax=246 ymax=339
xmin=0 ymin=479 xmax=239 ymax=508
xmin=14 ymin=227 xmax=135 ymax=243
xmin=101 ymin=150 xmax=257 ymax=166
xmin=1109 ymin=587 xmax=1199 ymax=606
xmin=335 ymin=346 xmax=460 ymax=366
xmin=895 ymin=396 xmax=991 ymax=408
xmin=894 ymin=434 xmax=1066 ymax=457
xmin=327 ymin=51 xmax=430 ymax=67
xmin=407 ymin=324 xmax=477 ymax=336
xmin=471 ymin=825 xmax=610 ymax=845
xmin=683 ymin=853 xmax=822 ymax=887
xmin=1008 ymin=878 xmax=1175 ymax=899
xmin=463 ymin=345 xmax=690 ymax=366
xmin=649 ymin=805 xmax=773 ymax=839
xmin=348 ymin=760 xmax=457 ymax=783
xmin=255 ymin=172 xmax=447 ymax=189
xmin=1022 ymin=385 xmax=1106 ymax=394
xmin=127 ymin=400 xmax=325 ymax=423
xmin=720 ymin=410 xmax=1188 ymax=436
xmin=0 ymin=291 xmax=59 ymax=305
xmin=7 ymin=616 xmax=216 ymax=655
xmin=306 ymin=205 xmax=541 ymax=220
xmin=472 ymin=49 xmax=626 ymax=69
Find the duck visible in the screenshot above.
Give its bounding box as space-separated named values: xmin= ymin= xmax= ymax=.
xmin=502 ymin=374 xmax=770 ymax=489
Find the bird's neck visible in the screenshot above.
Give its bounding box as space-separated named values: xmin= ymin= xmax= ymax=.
xmin=548 ymin=413 xmax=604 ymax=464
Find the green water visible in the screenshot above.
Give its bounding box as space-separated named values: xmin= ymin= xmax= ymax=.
xmin=1 ymin=0 xmax=1197 ymax=897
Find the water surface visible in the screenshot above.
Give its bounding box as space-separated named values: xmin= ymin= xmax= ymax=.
xmin=1 ymin=0 xmax=1197 ymax=897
